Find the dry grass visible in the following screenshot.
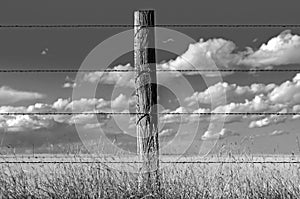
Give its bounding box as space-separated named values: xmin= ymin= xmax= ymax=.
xmin=0 ymin=154 xmax=300 ymax=198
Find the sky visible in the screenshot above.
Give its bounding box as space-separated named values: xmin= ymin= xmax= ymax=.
xmin=0 ymin=0 xmax=300 ymax=154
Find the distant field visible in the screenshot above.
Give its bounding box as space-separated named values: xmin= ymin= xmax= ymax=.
xmin=1 ymin=154 xmax=300 ymax=198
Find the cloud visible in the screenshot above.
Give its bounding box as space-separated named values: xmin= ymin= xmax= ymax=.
xmin=52 ymin=98 xmax=70 ymax=110
xmin=5 ymin=115 xmax=55 ymax=132
xmin=5 ymin=69 xmax=300 ymax=133
xmin=83 ymin=63 xmax=134 ymax=87
xmin=159 ymin=38 xmax=242 ymax=76
xmin=157 ymin=72 xmax=300 ymax=129
xmin=185 ymin=82 xmax=276 ymax=107
xmin=63 ymin=82 xmax=77 ymax=88
xmin=81 ymin=30 xmax=300 ymax=87
xmin=41 ymin=48 xmax=49 ymax=55
xmin=211 ymin=73 xmax=300 ymax=112
xmin=268 ymin=73 xmax=300 ymax=106
xmin=83 ymin=38 xmax=237 ymax=85
xmin=186 ymin=72 xmax=300 ymax=125
xmin=60 ymin=94 xmax=131 ymax=127
xmin=0 ymin=94 xmax=131 ymax=132
xmin=212 ymin=95 xmax=275 ymax=122
xmin=159 ymin=107 xmax=190 ymax=124
xmin=188 ymin=108 xmax=211 ymax=123
xmin=202 ymin=128 xmax=239 ymax=140
xmin=27 ymin=103 xmax=56 ymax=113
xmin=63 ymin=76 xmax=77 ymax=88
xmin=159 ymin=30 xmax=300 ymax=76
xmin=65 ymin=98 xmax=109 ymax=112
xmin=0 ymin=86 xmax=45 ymax=105
xmin=81 ymin=38 xmax=245 ymax=86
xmin=0 ymin=105 xmax=55 ymax=132
xmin=269 ymin=130 xmax=289 ymax=136
xmin=111 ymin=94 xmax=132 ymax=111
xmin=240 ymin=30 xmax=300 ymax=67
xmin=62 ymin=94 xmax=132 ymax=113
xmin=127 ymin=106 xmax=210 ymax=130
xmin=249 ymin=109 xmax=288 ymax=128
xmin=67 ymin=113 xmax=96 ymax=125
xmin=292 ymin=105 xmax=300 ymax=119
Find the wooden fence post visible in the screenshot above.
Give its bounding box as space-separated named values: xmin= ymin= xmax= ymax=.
xmin=134 ymin=10 xmax=160 ymax=191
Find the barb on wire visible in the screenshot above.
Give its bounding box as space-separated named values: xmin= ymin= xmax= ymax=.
xmin=0 ymin=112 xmax=299 ymax=116
xmin=0 ymin=69 xmax=136 ymax=73
xmin=1 ymin=69 xmax=300 ymax=73
xmin=0 ymin=24 xmax=300 ymax=29
xmin=0 ymin=161 xmax=300 ymax=164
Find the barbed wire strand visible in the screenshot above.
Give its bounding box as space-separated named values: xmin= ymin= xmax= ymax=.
xmin=1 ymin=69 xmax=300 ymax=73
xmin=0 ymin=112 xmax=298 ymax=116
xmin=0 ymin=161 xmax=300 ymax=164
xmin=0 ymin=24 xmax=300 ymax=28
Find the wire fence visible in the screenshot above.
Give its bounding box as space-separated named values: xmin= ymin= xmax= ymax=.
xmin=0 ymin=24 xmax=300 ymax=28
xmin=0 ymin=112 xmax=298 ymax=116
xmin=1 ymin=161 xmax=300 ymax=164
xmin=1 ymin=69 xmax=300 ymax=73
xmin=0 ymin=23 xmax=299 ymax=165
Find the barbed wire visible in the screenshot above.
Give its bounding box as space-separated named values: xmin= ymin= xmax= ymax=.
xmin=1 ymin=69 xmax=300 ymax=73
xmin=0 ymin=23 xmax=297 ymax=166
xmin=0 ymin=161 xmax=300 ymax=164
xmin=0 ymin=112 xmax=298 ymax=116
xmin=0 ymin=24 xmax=300 ymax=29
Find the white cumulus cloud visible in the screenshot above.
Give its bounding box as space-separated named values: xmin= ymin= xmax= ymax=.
xmin=0 ymin=93 xmax=132 ymax=132
xmin=83 ymin=63 xmax=134 ymax=87
xmin=268 ymin=74 xmax=300 ymax=106
xmin=240 ymin=30 xmax=300 ymax=67
xmin=249 ymin=109 xmax=288 ymax=128
xmin=0 ymin=105 xmax=54 ymax=132
xmin=0 ymin=86 xmax=45 ymax=105
xmin=81 ymin=30 xmax=300 ymax=87
xmin=159 ymin=38 xmax=242 ymax=76
xmin=202 ymin=128 xmax=239 ymax=140
xmin=185 ymin=82 xmax=276 ymax=107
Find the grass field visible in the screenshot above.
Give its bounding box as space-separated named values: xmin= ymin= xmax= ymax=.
xmin=1 ymin=153 xmax=300 ymax=198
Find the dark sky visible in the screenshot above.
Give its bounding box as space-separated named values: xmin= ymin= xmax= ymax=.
xmin=1 ymin=0 xmax=300 ymax=24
